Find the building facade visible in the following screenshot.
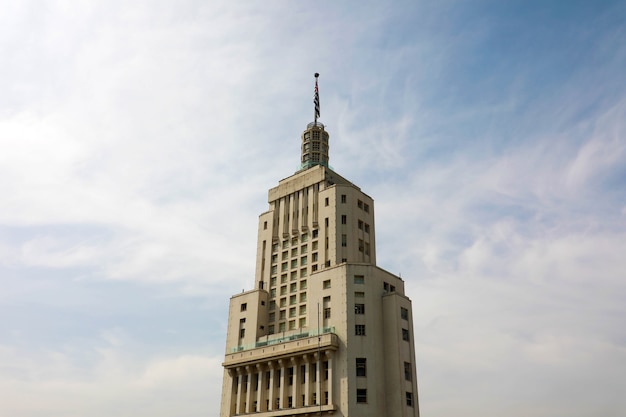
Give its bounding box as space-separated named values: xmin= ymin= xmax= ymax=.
xmin=219 ymin=81 xmax=419 ymax=417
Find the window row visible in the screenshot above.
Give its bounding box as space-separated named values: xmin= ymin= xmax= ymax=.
xmin=268 ymin=293 xmax=307 ymax=310
xmin=355 ymin=389 xmax=413 ymax=407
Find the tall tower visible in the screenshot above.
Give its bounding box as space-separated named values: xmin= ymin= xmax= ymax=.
xmin=219 ymin=75 xmax=420 ymax=417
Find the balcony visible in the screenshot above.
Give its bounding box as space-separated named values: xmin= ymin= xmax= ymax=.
xmin=224 ymin=328 xmax=337 ymax=368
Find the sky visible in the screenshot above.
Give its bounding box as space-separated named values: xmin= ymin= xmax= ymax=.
xmin=1 ymin=1 xmax=625 ymax=416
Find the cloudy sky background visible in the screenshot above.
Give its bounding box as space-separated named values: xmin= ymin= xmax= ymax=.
xmin=1 ymin=1 xmax=625 ymax=416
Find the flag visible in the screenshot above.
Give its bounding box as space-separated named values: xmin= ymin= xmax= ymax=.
xmin=314 ymin=79 xmax=320 ymax=120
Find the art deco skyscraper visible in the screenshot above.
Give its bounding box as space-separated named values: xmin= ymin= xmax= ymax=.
xmin=219 ymin=74 xmax=419 ymax=417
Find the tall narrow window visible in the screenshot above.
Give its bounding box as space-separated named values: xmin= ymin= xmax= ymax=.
xmin=341 ymin=234 xmax=347 ymax=247
xmin=401 ymin=307 xmax=409 ymax=320
xmin=402 ymin=328 xmax=410 ymax=341
xmin=356 ymin=358 xmax=367 ymax=377
xmin=406 ymin=392 xmax=413 ymax=407
xmin=356 ymin=389 xmax=367 ymax=403
xmin=355 ymin=303 xmax=365 ymax=314
xmin=404 ymin=362 xmax=412 ymax=381
xmin=341 ymin=215 xmax=347 ymax=224
xmin=341 ymin=194 xmax=347 ymax=203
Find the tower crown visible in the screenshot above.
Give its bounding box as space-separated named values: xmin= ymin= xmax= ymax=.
xmin=300 ymin=121 xmax=329 ymax=170
xmin=299 ymin=73 xmax=330 ymax=171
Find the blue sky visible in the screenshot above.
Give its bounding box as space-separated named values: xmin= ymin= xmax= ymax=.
xmin=1 ymin=1 xmax=625 ymax=416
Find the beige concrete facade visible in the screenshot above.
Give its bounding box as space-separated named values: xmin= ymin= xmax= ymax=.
xmin=220 ymin=122 xmax=419 ymax=416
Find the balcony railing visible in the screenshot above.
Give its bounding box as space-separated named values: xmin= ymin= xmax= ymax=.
xmin=229 ymin=326 xmax=335 ymax=353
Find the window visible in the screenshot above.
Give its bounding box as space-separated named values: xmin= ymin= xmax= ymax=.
xmin=401 ymin=307 xmax=409 ymax=320
xmin=301 ymin=256 xmax=307 ymax=266
xmin=239 ymin=329 xmax=245 ymax=338
xmin=355 ymin=324 xmax=366 ymax=335
xmin=324 ymin=307 xmax=331 ymax=319
xmin=289 ymin=320 xmax=296 ymax=330
xmin=356 ymin=389 xmax=367 ymax=403
xmin=283 ymin=240 xmax=289 ymax=249
xmin=312 ymin=252 xmax=318 ymax=262
xmin=279 ymin=310 xmax=286 ymax=320
xmin=358 ymin=199 xmax=363 ymax=209
xmin=281 ymin=262 xmax=288 ymax=272
xmin=239 ymin=318 xmax=246 ymax=325
xmin=355 ymin=303 xmax=365 ymax=314
xmin=301 ymin=234 xmax=308 ymax=242
xmin=324 ymin=361 xmax=329 ymax=380
xmin=404 ymin=362 xmax=412 ymax=381
xmin=269 ymin=300 xmax=276 ymax=310
xmin=341 ymin=215 xmax=347 ymax=224
xmin=364 ymin=203 xmax=369 ymax=212
xmin=270 ymin=277 xmax=277 ymax=287
xmin=280 ymin=285 xmax=287 ymax=295
xmin=354 ymin=275 xmax=364 ymax=284
xmin=240 ymin=303 xmax=247 ymax=312
xmin=325 ymin=197 xmax=329 ymax=206
xmin=299 ymin=317 xmax=306 ymax=328
xmin=406 ymin=392 xmax=413 ymax=407
xmin=263 ymin=221 xmax=267 ymax=230
xmin=323 ymin=279 xmax=331 ymax=289
xmin=312 ymin=229 xmax=318 ymax=239
xmin=299 ymin=305 xmax=306 ymax=315
xmin=268 ymin=325 xmax=274 ymax=334
xmin=271 ymin=254 xmax=278 ymax=264
xmin=358 ymin=220 xmax=363 ymax=230
xmin=289 ymin=307 xmax=296 ymax=318
xmin=341 ymin=234 xmax=347 ymax=247
xmin=291 ymin=248 xmax=298 ymax=257
xmin=365 ymin=242 xmax=370 ymax=255
xmin=269 ymin=312 xmax=275 ymax=322
xmin=358 ymin=239 xmax=364 ymax=252
xmin=301 ymin=245 xmax=307 ymax=254
xmin=279 ymin=322 xmax=285 ymax=332
xmin=272 ymin=243 xmax=278 ymax=252
xmin=290 ymin=283 xmax=297 ymax=293
xmin=325 ymin=217 xmax=329 ymax=227
xmin=300 ymin=268 xmax=307 ymax=277
xmin=288 ymin=367 xmax=294 ymax=385
xmin=290 ymin=295 xmax=297 ymax=305
xmin=364 ymin=223 xmax=370 ymax=234
xmin=280 ymin=298 xmax=286 ymax=307
xmin=402 ymin=328 xmax=410 ymax=341
xmin=288 ymin=396 xmax=293 ymax=407
xmin=355 ymin=291 xmax=364 ymax=298
xmin=300 ymin=280 xmax=307 ymax=290
xmin=291 ymin=271 xmax=297 ymax=280
xmin=282 ymin=251 xmax=288 ymax=260
xmin=341 ymin=194 xmax=347 ymax=204
xmin=300 ymin=292 xmax=307 ymax=302
xmin=356 ymin=358 xmax=367 ymax=377
xmin=291 ymin=259 xmax=297 ymax=269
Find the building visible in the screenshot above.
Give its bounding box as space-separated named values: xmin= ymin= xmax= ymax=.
xmin=219 ymin=75 xmax=419 ymax=417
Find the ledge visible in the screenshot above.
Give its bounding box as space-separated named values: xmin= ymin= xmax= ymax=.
xmin=234 ymin=403 xmax=336 ymax=416
xmin=224 ymin=333 xmax=338 ymax=368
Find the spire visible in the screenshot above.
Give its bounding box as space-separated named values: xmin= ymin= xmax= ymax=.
xmin=299 ymin=73 xmax=330 ymax=171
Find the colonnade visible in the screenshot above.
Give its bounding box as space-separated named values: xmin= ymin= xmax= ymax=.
xmin=227 ymin=350 xmax=334 ymax=415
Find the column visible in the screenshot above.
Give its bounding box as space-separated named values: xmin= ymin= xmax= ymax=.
xmin=245 ymin=365 xmax=253 ymax=413
xmin=228 ymin=369 xmax=238 ymax=416
xmin=278 ymin=358 xmax=287 ymax=409
xmin=326 ymin=350 xmax=334 ymax=405
xmin=315 ymin=352 xmax=321 ymax=405
xmin=291 ymin=357 xmax=301 ymax=408
xmin=303 ymin=354 xmax=311 ymax=406
xmin=235 ymin=367 xmax=244 ymax=414
xmin=256 ymin=363 xmax=266 ymax=412
xmin=268 ymin=361 xmax=276 ymax=411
